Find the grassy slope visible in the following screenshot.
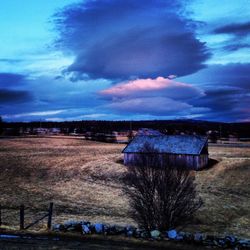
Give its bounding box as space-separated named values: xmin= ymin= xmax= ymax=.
xmin=0 ymin=137 xmax=249 ymax=238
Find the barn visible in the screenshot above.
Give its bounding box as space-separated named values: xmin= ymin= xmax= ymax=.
xmin=122 ymin=135 xmax=208 ymax=170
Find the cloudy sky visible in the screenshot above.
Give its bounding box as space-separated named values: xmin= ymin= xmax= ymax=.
xmin=0 ymin=0 xmax=250 ymax=122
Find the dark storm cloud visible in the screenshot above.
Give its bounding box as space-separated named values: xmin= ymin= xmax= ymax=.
xmin=182 ymin=63 xmax=250 ymax=90
xmin=193 ymin=87 xmax=241 ymax=111
xmin=214 ymin=21 xmax=250 ymax=36
xmin=190 ymin=87 xmax=250 ymax=122
xmin=0 ymin=89 xmax=32 ymax=104
xmin=0 ymin=73 xmax=26 ymax=87
xmin=54 ymin=0 xmax=210 ymax=80
xmin=183 ymin=63 xmax=250 ymax=121
xmin=208 ymin=64 xmax=250 ymax=90
xmin=213 ymin=22 xmax=250 ymax=52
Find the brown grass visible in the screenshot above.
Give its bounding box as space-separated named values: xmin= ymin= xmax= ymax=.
xmin=0 ymin=137 xmax=249 ymax=238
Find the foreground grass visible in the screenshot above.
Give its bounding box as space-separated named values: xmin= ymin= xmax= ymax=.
xmin=0 ymin=231 xmax=213 ymax=250
xmin=0 ymin=137 xmax=249 ymax=238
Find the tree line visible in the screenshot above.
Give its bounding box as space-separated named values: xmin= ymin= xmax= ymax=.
xmin=1 ymin=117 xmax=250 ymax=137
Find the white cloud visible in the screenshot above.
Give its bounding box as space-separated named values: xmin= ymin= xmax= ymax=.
xmin=100 ymin=77 xmax=204 ymax=100
xmin=3 ymin=109 xmax=65 ymax=119
xmin=107 ymin=97 xmax=193 ymax=115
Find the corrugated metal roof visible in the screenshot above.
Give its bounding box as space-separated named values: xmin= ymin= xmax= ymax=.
xmin=122 ymin=135 xmax=208 ymax=155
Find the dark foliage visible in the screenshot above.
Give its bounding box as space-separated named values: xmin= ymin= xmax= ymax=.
xmin=2 ymin=120 xmax=250 ymax=137
xmin=0 ymin=116 xmax=3 ymax=134
xmin=123 ymin=143 xmax=202 ymax=232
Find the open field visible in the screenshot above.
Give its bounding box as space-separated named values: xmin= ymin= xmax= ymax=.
xmin=0 ymin=137 xmax=249 ymax=238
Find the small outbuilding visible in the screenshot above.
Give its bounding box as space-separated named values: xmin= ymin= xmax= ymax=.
xmin=122 ymin=135 xmax=208 ymax=170
xmin=136 ymin=128 xmax=164 ymax=136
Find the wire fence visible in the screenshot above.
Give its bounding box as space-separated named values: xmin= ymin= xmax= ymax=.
xmin=0 ymin=203 xmax=53 ymax=231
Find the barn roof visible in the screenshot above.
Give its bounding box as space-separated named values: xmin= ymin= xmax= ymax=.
xmin=122 ymin=135 xmax=208 ymax=155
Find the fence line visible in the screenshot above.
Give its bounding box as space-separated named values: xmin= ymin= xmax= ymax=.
xmin=0 ymin=202 xmax=53 ymax=231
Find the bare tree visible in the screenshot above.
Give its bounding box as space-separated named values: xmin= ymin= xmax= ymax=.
xmin=123 ymin=143 xmax=202 ymax=232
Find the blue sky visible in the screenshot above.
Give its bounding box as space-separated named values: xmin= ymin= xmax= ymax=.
xmin=0 ymin=0 xmax=249 ymax=122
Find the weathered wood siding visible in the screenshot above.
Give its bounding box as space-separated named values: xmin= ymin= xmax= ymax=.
xmin=124 ymin=153 xmax=208 ymax=170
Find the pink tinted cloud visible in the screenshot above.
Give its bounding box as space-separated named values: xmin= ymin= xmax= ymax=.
xmin=100 ymin=77 xmax=204 ymax=99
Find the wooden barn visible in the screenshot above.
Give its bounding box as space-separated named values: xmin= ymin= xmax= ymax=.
xmin=122 ymin=135 xmax=208 ymax=170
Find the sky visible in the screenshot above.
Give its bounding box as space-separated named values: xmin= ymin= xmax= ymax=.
xmin=0 ymin=0 xmax=250 ymax=122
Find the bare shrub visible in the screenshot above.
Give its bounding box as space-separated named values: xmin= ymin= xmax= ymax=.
xmin=123 ymin=143 xmax=202 ymax=232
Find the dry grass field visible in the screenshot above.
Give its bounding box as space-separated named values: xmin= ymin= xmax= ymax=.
xmin=0 ymin=137 xmax=249 ymax=238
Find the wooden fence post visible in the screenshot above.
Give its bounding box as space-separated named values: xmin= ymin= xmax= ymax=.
xmin=20 ymin=205 xmax=24 ymax=230
xmin=47 ymin=202 xmax=53 ymax=230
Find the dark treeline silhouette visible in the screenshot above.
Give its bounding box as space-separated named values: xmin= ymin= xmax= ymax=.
xmin=0 ymin=116 xmax=3 ymax=134
xmin=1 ymin=119 xmax=250 ymax=137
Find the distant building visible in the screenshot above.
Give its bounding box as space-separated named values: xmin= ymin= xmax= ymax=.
xmin=112 ymin=131 xmax=131 ymax=143
xmin=136 ymin=128 xmax=164 ymax=136
xmin=50 ymin=128 xmax=61 ymax=135
xmin=207 ymin=130 xmax=219 ymax=143
xmin=84 ymin=130 xmax=137 ymax=143
xmin=228 ymin=134 xmax=239 ymax=142
xmin=33 ymin=128 xmax=49 ymax=135
xmin=83 ymin=128 xmax=162 ymax=143
xmin=122 ymin=135 xmax=208 ymax=170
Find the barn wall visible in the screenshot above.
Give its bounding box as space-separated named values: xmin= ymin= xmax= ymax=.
xmin=124 ymin=153 xmax=208 ymax=170
xmin=124 ymin=153 xmax=135 ymax=165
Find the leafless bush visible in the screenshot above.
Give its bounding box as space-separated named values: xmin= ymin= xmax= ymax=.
xmin=123 ymin=143 xmax=202 ymax=232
